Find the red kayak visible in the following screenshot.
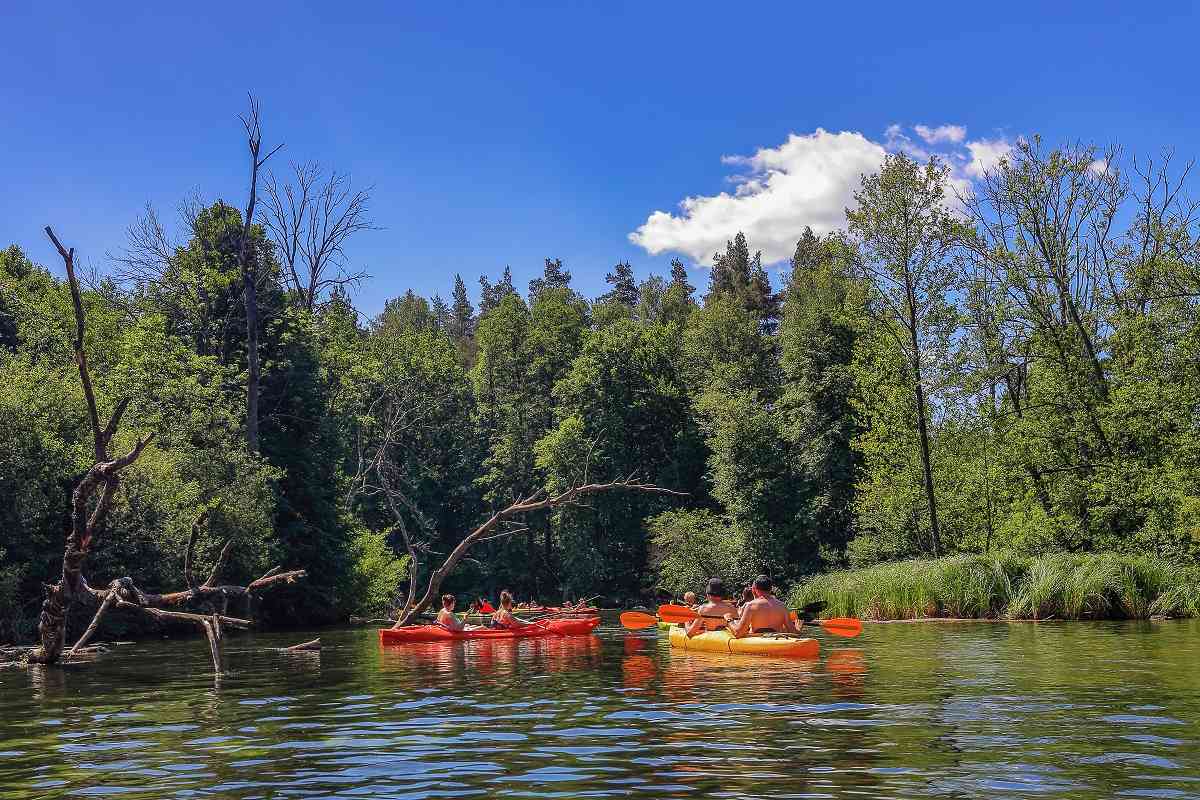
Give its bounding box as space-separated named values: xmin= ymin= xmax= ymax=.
xmin=379 ymin=616 xmax=600 ymax=645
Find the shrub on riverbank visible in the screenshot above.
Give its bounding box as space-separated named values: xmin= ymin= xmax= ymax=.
xmin=787 ymin=553 xmax=1200 ymax=620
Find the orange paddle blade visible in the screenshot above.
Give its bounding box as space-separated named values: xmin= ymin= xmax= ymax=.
xmin=620 ymin=611 xmax=660 ymax=630
xmin=819 ymin=617 xmax=863 ymax=637
xmin=657 ymin=604 xmax=703 ymax=623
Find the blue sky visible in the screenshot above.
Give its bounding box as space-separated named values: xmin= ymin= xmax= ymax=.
xmin=4 ymin=1 xmax=1197 ymax=315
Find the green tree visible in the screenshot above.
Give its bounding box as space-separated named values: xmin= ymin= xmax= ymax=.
xmin=846 ymin=154 xmax=965 ymax=556
xmin=778 ymin=228 xmax=865 ymax=564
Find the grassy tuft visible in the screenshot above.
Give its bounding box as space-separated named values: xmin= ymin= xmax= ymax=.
xmin=789 ymin=552 xmax=1199 ymax=621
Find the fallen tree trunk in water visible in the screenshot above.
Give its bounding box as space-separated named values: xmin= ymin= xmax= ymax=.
xmin=24 ymin=228 xmax=305 ymax=674
xmin=393 ymin=477 xmax=685 ymax=627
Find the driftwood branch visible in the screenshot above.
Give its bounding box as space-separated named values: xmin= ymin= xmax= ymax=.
xmin=394 ymin=478 xmax=685 ymax=627
xmin=281 ymin=638 xmax=321 ymax=652
xmin=50 ymin=507 xmax=306 ymax=673
xmin=27 ymin=228 xmax=155 ymax=667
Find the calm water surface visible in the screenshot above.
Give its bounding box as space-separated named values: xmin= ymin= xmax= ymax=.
xmin=1 ymin=620 xmax=1198 ymax=799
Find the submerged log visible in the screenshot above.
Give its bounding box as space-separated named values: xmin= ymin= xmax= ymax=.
xmin=280 ymin=638 xmax=321 ymax=652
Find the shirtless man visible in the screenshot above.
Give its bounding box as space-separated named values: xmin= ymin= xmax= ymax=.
xmin=723 ymin=575 xmax=801 ymax=637
xmin=685 ymin=579 xmax=738 ymax=638
xmin=436 ymin=593 xmax=473 ymax=631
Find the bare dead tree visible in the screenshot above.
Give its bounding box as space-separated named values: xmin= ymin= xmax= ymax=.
xmin=393 ymin=478 xmax=686 ymax=627
xmin=262 ymin=161 xmax=375 ymax=312
xmin=19 ymin=229 xmax=306 ymax=674
xmin=237 ymin=94 xmax=283 ymax=453
xmin=61 ymin=510 xmax=305 ymax=673
xmin=347 ymin=369 xmax=448 ymax=619
xmin=27 ymin=228 xmax=155 ymax=666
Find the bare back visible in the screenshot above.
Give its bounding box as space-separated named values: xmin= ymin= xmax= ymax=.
xmin=685 ymin=599 xmax=737 ymax=637
xmin=728 ymin=595 xmax=794 ymax=637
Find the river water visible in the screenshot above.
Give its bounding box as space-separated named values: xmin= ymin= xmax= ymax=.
xmin=1 ymin=620 xmax=1198 ymax=799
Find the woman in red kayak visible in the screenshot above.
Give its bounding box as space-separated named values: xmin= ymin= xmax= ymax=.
xmin=490 ymin=590 xmax=529 ymax=629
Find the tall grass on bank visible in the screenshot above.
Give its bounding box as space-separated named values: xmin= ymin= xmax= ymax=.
xmin=788 ymin=553 xmax=1200 ymax=621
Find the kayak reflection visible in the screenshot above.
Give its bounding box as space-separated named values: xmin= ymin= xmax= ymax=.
xmin=379 ymin=633 xmax=602 ymax=686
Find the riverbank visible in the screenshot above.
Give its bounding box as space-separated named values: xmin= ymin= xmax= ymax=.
xmin=787 ymin=553 xmax=1200 ymax=621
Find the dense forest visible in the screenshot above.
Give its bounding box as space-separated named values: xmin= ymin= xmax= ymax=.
xmin=3 ymin=135 xmax=1200 ymax=641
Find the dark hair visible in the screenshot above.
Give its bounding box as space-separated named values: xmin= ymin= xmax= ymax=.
xmin=705 ymin=578 xmax=728 ymax=598
xmin=499 ymin=590 xmax=514 ymax=607
xmin=753 ymin=575 xmax=773 ymax=592
xmin=441 ymin=594 xmax=456 ymax=607
xmin=741 ymin=587 xmax=754 ymax=603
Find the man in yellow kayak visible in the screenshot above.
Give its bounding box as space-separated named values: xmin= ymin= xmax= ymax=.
xmin=723 ymin=575 xmax=802 ymax=636
xmin=684 ymin=578 xmax=738 ymax=638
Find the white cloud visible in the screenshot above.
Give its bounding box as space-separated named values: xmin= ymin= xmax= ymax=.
xmin=915 ymin=124 xmax=967 ymax=144
xmin=630 ymin=125 xmax=1014 ymax=264
xmin=629 ymin=129 xmax=887 ymax=264
xmin=964 ymin=138 xmax=1012 ymax=178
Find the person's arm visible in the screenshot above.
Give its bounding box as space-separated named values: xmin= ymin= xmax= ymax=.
xmin=438 ymin=610 xmax=465 ymax=631
xmin=685 ymin=617 xmax=702 ymax=637
xmin=724 ymin=606 xmax=751 ymax=638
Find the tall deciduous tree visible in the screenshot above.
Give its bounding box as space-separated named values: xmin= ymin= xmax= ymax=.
xmin=846 ymin=154 xmax=966 ymax=556
xmin=261 ymin=161 xmax=376 ymax=311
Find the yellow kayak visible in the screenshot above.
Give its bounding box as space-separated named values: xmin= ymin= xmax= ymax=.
xmin=669 ymin=625 xmax=819 ymax=658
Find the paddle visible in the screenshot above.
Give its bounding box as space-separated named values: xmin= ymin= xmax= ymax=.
xmin=656 ymin=603 xmax=862 ymax=638
xmin=619 ymin=601 xmax=833 ymax=632
xmin=619 ymin=610 xmax=665 ymax=630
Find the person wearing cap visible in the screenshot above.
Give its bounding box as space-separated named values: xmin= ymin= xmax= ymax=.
xmin=723 ymin=575 xmax=801 ymax=637
xmin=685 ymin=578 xmax=738 ymax=638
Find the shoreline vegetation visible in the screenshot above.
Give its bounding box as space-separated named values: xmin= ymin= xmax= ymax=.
xmin=5 ymin=105 xmax=1200 ymax=656
xmin=788 ymin=553 xmax=1200 ymax=622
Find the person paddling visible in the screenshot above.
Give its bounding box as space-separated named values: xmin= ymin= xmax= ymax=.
xmin=723 ymin=575 xmax=801 ymax=637
xmin=436 ymin=594 xmax=477 ymax=632
xmin=490 ymin=590 xmax=529 ymax=629
xmin=685 ymin=579 xmax=738 ymax=638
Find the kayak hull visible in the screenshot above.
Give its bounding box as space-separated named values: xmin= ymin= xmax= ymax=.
xmin=380 ymin=616 xmax=600 ymax=645
xmin=668 ymin=625 xmax=819 ymax=658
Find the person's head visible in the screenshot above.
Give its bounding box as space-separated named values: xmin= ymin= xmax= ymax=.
xmin=683 ymin=591 xmax=697 ymax=605
xmin=500 ymin=590 xmax=514 ymax=609
xmin=741 ymin=587 xmax=754 ymax=604
xmin=705 ymin=578 xmax=728 ymax=600
xmin=441 ymin=593 xmax=456 ymax=610
xmin=752 ymin=575 xmax=774 ymax=598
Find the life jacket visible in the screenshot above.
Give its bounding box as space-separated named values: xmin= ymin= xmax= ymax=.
xmin=479 ymin=600 xmax=496 ymax=613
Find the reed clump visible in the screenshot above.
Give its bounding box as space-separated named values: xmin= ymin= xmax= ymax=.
xmin=789 ymin=553 xmax=1198 ymax=621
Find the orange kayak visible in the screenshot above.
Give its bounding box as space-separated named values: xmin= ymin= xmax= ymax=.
xmin=379 ymin=616 xmax=600 ymax=645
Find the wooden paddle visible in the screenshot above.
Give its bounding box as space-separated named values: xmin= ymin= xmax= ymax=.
xmin=655 ymin=603 xmax=863 ymax=638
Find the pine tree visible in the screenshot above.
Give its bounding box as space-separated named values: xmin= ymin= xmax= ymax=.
xmin=528 ymin=257 xmax=572 ymax=300
xmin=704 ymin=232 xmax=779 ymax=329
xmin=479 ymin=266 xmax=517 ymax=315
xmin=602 ymin=261 xmax=638 ymax=307
xmin=431 ymin=294 xmax=451 ymax=332
xmin=669 ymin=258 xmax=694 ymax=295
xmin=449 ymin=273 xmax=475 ymax=341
